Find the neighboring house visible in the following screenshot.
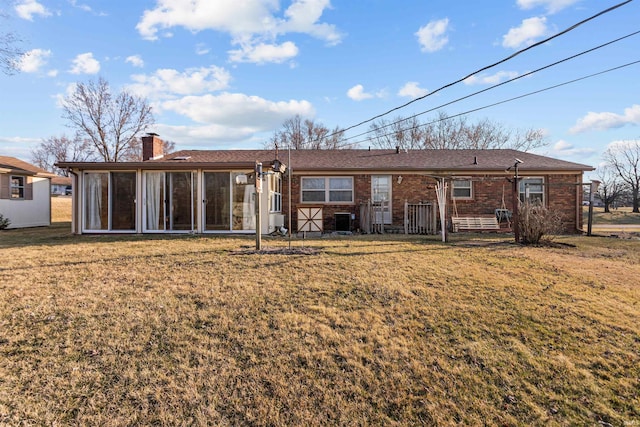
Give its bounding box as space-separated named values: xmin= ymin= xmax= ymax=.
xmin=0 ymin=156 xmax=56 ymax=228
xmin=56 ymin=134 xmax=594 ymax=235
xmin=51 ymin=176 xmax=72 ymax=195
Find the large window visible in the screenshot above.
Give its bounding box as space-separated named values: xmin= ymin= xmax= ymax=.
xmin=519 ymin=177 xmax=544 ymax=204
xmin=452 ymin=179 xmax=472 ymax=199
xmin=84 ymin=172 xmax=136 ymax=231
xmin=301 ymin=177 xmax=353 ymax=203
xmin=270 ymin=174 xmax=282 ymax=213
xmin=10 ymin=176 xmax=25 ymax=199
xmin=143 ymin=171 xmax=197 ymax=232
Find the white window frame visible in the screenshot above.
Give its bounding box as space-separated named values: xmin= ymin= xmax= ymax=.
xmin=452 ymin=179 xmax=473 ymax=200
xmin=519 ymin=177 xmax=544 ymax=204
xmin=301 ymin=176 xmax=354 ymax=204
xmin=10 ymin=175 xmax=25 ymax=199
xmin=270 ymin=174 xmax=282 ymax=213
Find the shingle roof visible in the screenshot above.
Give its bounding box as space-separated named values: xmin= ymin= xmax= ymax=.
xmin=151 ymin=149 xmax=594 ymax=172
xmin=56 ymin=149 xmax=593 ymax=172
xmin=0 ymin=156 xmax=56 ymax=177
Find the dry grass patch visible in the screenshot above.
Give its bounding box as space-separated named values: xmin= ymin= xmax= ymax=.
xmin=0 ymin=231 xmax=639 ymax=426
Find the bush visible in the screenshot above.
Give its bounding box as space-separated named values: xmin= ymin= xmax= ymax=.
xmin=0 ymin=213 xmax=10 ymax=230
xmin=517 ymin=201 xmax=565 ymax=245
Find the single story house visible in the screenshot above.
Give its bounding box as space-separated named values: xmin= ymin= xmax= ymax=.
xmin=51 ymin=176 xmax=72 ymax=195
xmin=0 ymin=156 xmax=56 ymax=229
xmin=56 ymin=134 xmax=594 ymax=235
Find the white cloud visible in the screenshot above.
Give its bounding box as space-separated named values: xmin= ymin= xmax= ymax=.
xmin=570 ymin=105 xmax=640 ymax=133
xmin=47 ymin=69 xmax=59 ymax=77
xmin=69 ymin=52 xmax=100 ymax=74
xmin=347 ymin=84 xmax=374 ymax=101
xmin=463 ymin=70 xmax=520 ymax=85
xmin=415 ymin=18 xmax=449 ymax=53
xmin=517 ymin=0 xmax=580 ymax=14
xmin=228 ymin=41 xmax=299 ymax=64
xmin=195 ymin=43 xmax=210 ymax=55
xmin=14 ymin=0 xmax=51 ymax=20
xmin=549 ymin=139 xmax=596 ymax=157
xmin=125 ymin=55 xmax=145 ymax=68
xmin=606 ymin=139 xmax=640 ymax=152
xmin=398 ymin=82 xmax=428 ymax=99
xmin=136 ymin=0 xmax=341 ymax=64
xmin=160 ymin=93 xmax=315 ymax=128
xmin=502 ymin=16 xmax=547 ymax=49
xmin=17 ymin=48 xmax=52 ymax=73
xmin=128 ymin=66 xmax=232 ymax=99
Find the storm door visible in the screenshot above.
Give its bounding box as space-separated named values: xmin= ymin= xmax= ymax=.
xmin=372 ymin=175 xmax=392 ymax=224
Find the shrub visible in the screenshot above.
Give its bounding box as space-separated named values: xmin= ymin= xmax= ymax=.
xmin=0 ymin=213 xmax=10 ymax=230
xmin=517 ymin=201 xmax=565 ymax=245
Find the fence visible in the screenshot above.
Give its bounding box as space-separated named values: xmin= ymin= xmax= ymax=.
xmin=360 ymin=200 xmax=436 ymax=234
xmin=404 ymin=201 xmax=437 ymax=234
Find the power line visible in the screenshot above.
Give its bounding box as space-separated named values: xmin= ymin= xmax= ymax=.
xmin=331 ymin=0 xmax=634 ymax=138
xmin=344 ymin=60 xmax=640 ymax=148
xmin=340 ymin=30 xmax=640 ymax=144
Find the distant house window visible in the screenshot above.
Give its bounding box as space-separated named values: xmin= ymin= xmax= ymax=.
xmin=10 ymin=176 xmax=25 ymax=199
xmin=301 ymin=177 xmax=353 ymax=203
xmin=519 ymin=177 xmax=544 ymax=204
xmin=270 ymin=174 xmax=282 ymax=213
xmin=452 ymin=179 xmax=472 ymax=199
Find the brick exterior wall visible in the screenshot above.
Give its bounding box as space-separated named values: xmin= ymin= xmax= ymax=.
xmin=282 ymin=172 xmax=583 ymax=233
xmin=142 ymin=134 xmax=164 ymax=161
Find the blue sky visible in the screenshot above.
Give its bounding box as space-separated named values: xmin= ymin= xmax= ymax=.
xmin=1 ymin=0 xmax=638 ymax=173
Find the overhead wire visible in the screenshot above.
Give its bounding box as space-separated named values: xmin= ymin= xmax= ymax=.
xmin=342 ymin=60 xmax=640 ymax=148
xmin=326 ymin=0 xmax=634 ymax=139
xmin=339 ymin=30 xmax=640 ymax=144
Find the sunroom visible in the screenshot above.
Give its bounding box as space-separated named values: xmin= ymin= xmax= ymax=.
xmin=76 ymin=169 xmax=281 ymax=234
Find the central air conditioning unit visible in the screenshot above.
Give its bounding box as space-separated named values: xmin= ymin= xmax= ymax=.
xmin=269 ymin=213 xmax=285 ymax=232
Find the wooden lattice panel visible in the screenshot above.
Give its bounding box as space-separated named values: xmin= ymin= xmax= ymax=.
xmin=297 ymin=207 xmax=323 ymax=232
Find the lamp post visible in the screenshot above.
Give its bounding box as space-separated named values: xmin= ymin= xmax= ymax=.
xmin=587 ymin=179 xmax=601 ymax=236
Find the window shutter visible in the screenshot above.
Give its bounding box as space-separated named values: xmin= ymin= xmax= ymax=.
xmin=0 ymin=175 xmax=9 ymax=199
xmin=25 ymin=176 xmax=33 ymax=200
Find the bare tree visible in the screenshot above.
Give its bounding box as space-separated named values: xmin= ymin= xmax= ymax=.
xmin=604 ymin=139 xmax=640 ymax=213
xmin=368 ymin=111 xmax=547 ymax=151
xmin=31 ymin=134 xmax=96 ymax=176
xmin=266 ymin=115 xmax=346 ymax=149
xmin=595 ymin=164 xmax=626 ymax=213
xmin=62 ymin=77 xmax=154 ymax=162
xmin=1 ymin=5 xmax=23 ymax=75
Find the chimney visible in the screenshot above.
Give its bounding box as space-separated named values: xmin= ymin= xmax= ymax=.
xmin=142 ymin=133 xmax=164 ymax=161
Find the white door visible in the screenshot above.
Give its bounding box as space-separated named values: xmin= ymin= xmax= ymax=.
xmin=372 ymin=175 xmax=392 ymax=224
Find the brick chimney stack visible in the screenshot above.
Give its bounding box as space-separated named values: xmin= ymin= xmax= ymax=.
xmin=142 ymin=133 xmax=164 ymax=161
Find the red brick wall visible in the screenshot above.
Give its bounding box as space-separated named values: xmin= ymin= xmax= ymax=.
xmin=282 ymin=172 xmax=583 ymax=233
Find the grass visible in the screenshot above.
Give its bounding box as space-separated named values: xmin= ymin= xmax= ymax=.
xmin=585 ymin=206 xmax=640 ymax=226
xmin=0 ymin=199 xmax=638 ymax=425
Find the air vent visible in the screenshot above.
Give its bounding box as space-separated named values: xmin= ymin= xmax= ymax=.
xmin=170 ymin=156 xmax=191 ymax=160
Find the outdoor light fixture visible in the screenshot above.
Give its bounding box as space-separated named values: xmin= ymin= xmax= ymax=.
xmin=272 ymin=159 xmax=287 ymax=174
xmin=397 ymin=176 xmax=403 ymax=184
